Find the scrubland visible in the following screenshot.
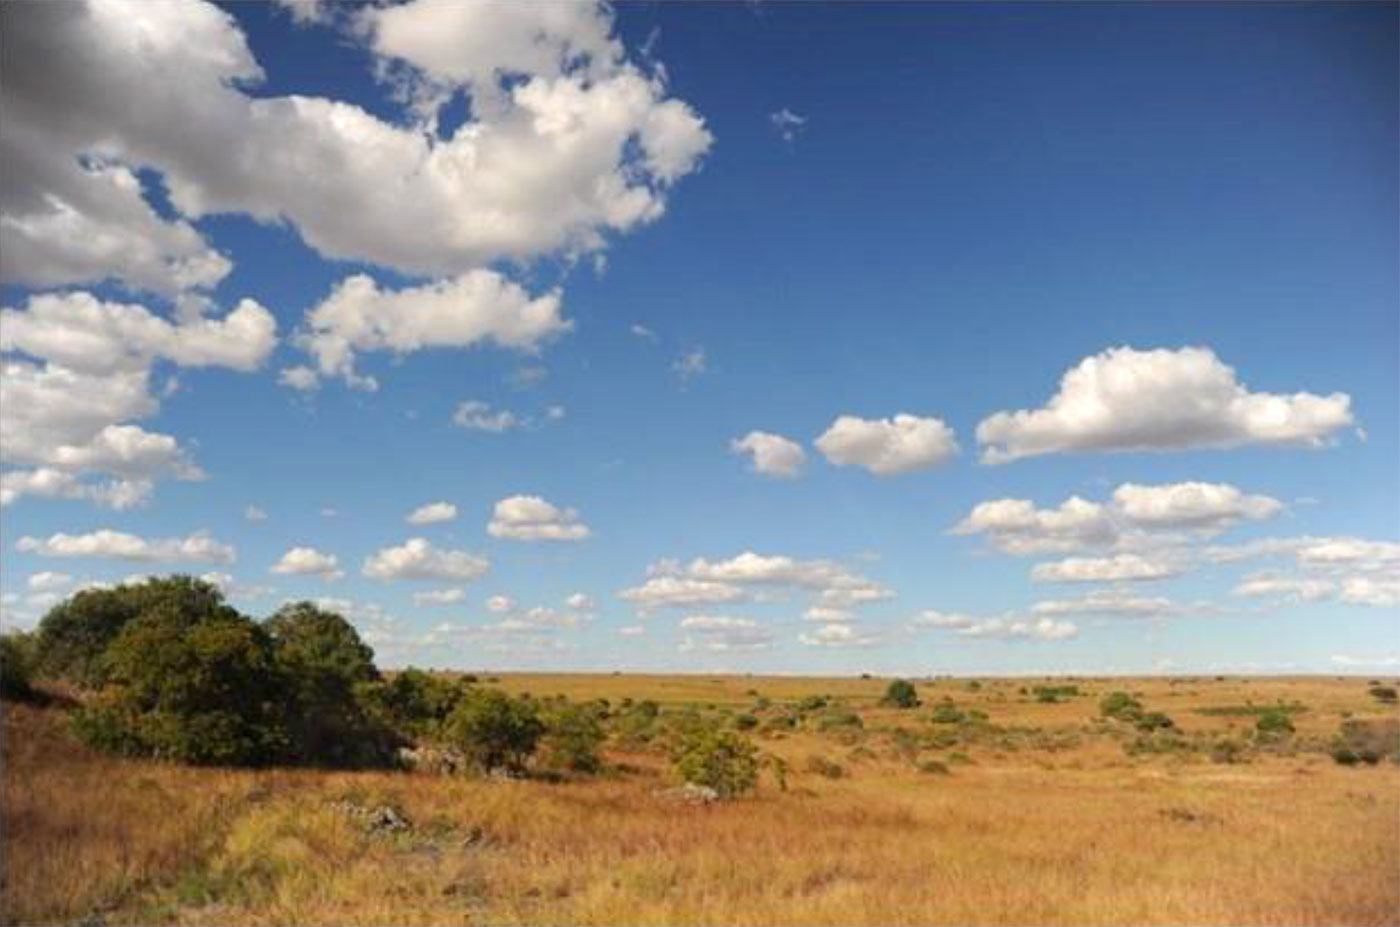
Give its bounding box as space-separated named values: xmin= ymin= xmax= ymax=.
xmin=3 ymin=674 xmax=1398 ymax=926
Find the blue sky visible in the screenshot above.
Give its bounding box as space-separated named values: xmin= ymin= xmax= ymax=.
xmin=1 ymin=0 xmax=1396 ymax=675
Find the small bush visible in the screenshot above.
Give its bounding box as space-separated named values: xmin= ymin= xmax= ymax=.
xmin=805 ymin=754 xmax=846 ymax=779
xmin=1368 ymin=685 xmax=1398 ymax=704
xmin=797 ymin=695 xmax=829 ymax=712
xmin=672 ymin=727 xmax=759 ymax=798
xmin=930 ymin=703 xmax=965 ymax=724
xmin=1100 ymin=691 xmax=1144 ymax=722
xmin=1332 ymin=719 xmax=1400 ymax=766
xmin=540 ymin=702 xmax=605 ymax=773
xmin=918 ymin=759 xmax=951 ymax=775
xmin=1210 ymin=739 xmax=1245 ymax=765
xmin=881 ymin=679 xmax=919 ymax=709
xmin=733 ymin=713 xmax=759 ymax=731
xmin=1135 ymin=712 xmax=1175 ymax=733
xmin=1255 ymin=709 xmax=1295 ymax=738
xmin=442 ymin=688 xmax=544 ymax=774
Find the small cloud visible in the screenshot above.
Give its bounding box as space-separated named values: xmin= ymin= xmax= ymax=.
xmin=672 ymin=347 xmax=706 ymax=384
xmin=245 ymin=505 xmax=269 ymax=522
xmin=407 ymin=501 xmax=458 ymax=525
xmin=279 ymin=365 xmax=319 ymax=391
xmin=510 ymin=366 xmax=548 ymax=390
xmin=453 ymin=400 xmax=520 ymax=433
xmin=631 ymin=323 xmax=658 ymax=341
xmin=271 ymin=546 xmax=344 ymax=581
xmin=770 ymin=107 xmax=807 ymax=144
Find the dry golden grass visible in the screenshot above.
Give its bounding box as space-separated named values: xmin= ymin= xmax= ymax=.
xmin=4 ymin=675 xmax=1398 ymax=926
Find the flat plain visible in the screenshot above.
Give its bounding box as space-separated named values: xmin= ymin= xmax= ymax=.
xmin=3 ymin=674 xmax=1397 ymax=926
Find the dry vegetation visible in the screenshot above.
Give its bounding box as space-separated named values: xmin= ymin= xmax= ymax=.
xmin=4 ymin=675 xmax=1398 ymax=926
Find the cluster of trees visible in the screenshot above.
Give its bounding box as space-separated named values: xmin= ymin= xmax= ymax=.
xmin=2 ymin=576 xmax=762 ymax=796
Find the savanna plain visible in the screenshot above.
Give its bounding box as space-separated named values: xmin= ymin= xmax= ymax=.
xmin=4 ymin=672 xmax=1398 ymax=926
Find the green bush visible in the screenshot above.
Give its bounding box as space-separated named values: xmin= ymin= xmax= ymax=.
xmin=797 ymin=695 xmax=829 ymax=712
xmin=442 ymin=688 xmax=544 ymax=774
xmin=918 ymin=759 xmax=951 ymax=775
xmin=1254 ymin=709 xmax=1295 ymax=738
xmin=930 ymin=702 xmax=965 ymax=724
xmin=672 ymin=727 xmax=759 ymax=798
xmin=733 ymin=713 xmax=759 ymax=731
xmin=357 ymin=668 xmax=470 ymax=737
xmin=1368 ymin=685 xmax=1398 ymax=704
xmin=1100 ymin=691 xmax=1144 ymax=722
xmin=881 ymin=679 xmax=919 ymax=709
xmin=1134 ymin=711 xmax=1175 ymax=732
xmin=541 ymin=702 xmax=606 ymax=773
xmin=0 ymin=632 xmax=36 ymax=701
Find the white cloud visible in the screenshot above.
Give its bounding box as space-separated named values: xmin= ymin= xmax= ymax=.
xmin=244 ymin=505 xmax=269 ymax=522
xmin=680 ymin=615 xmax=773 ymax=652
xmin=1233 ymin=573 xmax=1335 ymax=603
xmin=910 ymin=610 xmax=979 ymax=630
xmin=3 ymin=0 xmax=711 ymax=286
xmin=951 ymin=496 xmax=1115 ymax=555
xmin=1031 ymin=592 xmax=1176 ymax=620
xmin=770 ymin=107 xmax=807 ymax=143
xmin=363 ymin=537 xmax=489 ymax=582
xmin=16 ymin=529 xmax=235 ymax=564
xmin=300 ymin=273 xmax=569 ymax=390
xmin=270 ymin=546 xmax=343 ymax=580
xmin=1330 ymin=654 xmax=1400 ymax=668
xmin=630 ymin=323 xmax=657 ymax=340
xmin=1111 ymin=482 xmax=1282 ymax=531
xmin=803 ymin=605 xmax=855 ymax=623
xmin=799 ymin=623 xmax=880 ymax=648
xmin=815 ymin=413 xmax=958 ymax=475
xmin=485 ymin=595 xmax=515 ymax=613
xmin=407 ymin=501 xmax=458 ymax=525
xmin=1338 ymin=576 xmax=1400 ymax=608
xmin=565 ymin=592 xmax=594 ymax=611
xmin=452 ymin=400 xmax=521 ymax=432
xmin=278 ymin=365 xmax=319 ymax=391
xmin=955 ymin=617 xmax=1078 ymax=641
xmin=487 ymin=494 xmax=591 ymax=541
xmin=27 ymin=571 xmax=73 ymax=592
xmin=952 ymin=481 xmax=1283 ymax=556
xmin=977 ymin=346 xmax=1354 ymax=463
xmin=1032 ymin=553 xmax=1181 ymax=583
xmin=730 ymin=431 xmax=805 ymax=478
xmin=617 ymin=575 xmax=746 ymax=612
xmin=409 ymin=588 xmax=461 ymax=606
xmin=672 ymin=347 xmax=706 ymax=383
xmin=0 ymin=291 xmax=276 ymax=506
xmin=617 ymin=624 xmax=645 ymax=637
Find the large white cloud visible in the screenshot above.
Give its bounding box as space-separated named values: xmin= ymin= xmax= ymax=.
xmin=977 ymin=346 xmax=1354 ymax=463
xmin=952 ymin=481 xmax=1283 ymax=556
xmin=617 ymin=576 xmax=746 ymax=612
xmin=730 ymin=431 xmax=805 ymax=478
xmin=16 ymin=529 xmax=235 ymax=564
xmin=2 ymin=0 xmax=710 ymax=288
xmin=618 ymin=551 xmax=891 ymax=617
xmin=298 ymin=273 xmax=569 ymax=390
xmin=1216 ymin=536 xmax=1400 ymax=610
xmin=910 ymin=610 xmax=1077 ymax=640
xmin=363 ymin=538 xmax=490 ymax=582
xmin=0 ymin=291 xmax=276 ymax=507
xmin=1032 ymin=553 xmax=1181 ymax=583
xmin=487 ymin=494 xmax=591 ymax=541
xmin=815 ymin=413 xmax=958 ymax=475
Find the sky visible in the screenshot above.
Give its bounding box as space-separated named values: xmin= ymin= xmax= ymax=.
xmin=1 ymin=0 xmax=1396 ymax=676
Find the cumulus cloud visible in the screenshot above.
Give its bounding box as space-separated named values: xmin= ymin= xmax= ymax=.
xmin=412 ymin=588 xmax=466 ymax=606
xmin=0 ymin=291 xmax=276 ymax=507
xmin=815 ymin=413 xmax=958 ymax=475
xmin=617 ymin=576 xmax=746 ymax=612
xmin=27 ymin=571 xmax=73 ymax=592
xmin=485 ymin=595 xmax=515 ymax=614
xmin=730 ymin=431 xmax=805 ymax=478
xmin=3 ymin=0 xmax=711 ymax=286
xmin=679 ymin=614 xmax=773 ymax=652
xmin=977 ymin=346 xmax=1354 ymax=463
xmin=799 ymin=623 xmax=881 ymax=647
xmin=270 ymin=546 xmax=343 ymax=580
xmin=1031 ymin=591 xmax=1176 ymax=620
xmin=487 ymin=494 xmax=590 ymax=541
xmin=407 ymin=501 xmax=457 ymax=525
xmin=452 ymin=400 xmax=521 ymax=432
xmin=244 ymin=505 xmax=269 ymax=522
xmin=1210 ymin=535 xmax=1399 ymax=609
xmin=363 ymin=537 xmax=489 ymax=582
xmin=566 ymin=592 xmax=594 ymax=611
xmin=1233 ymin=573 xmax=1335 ymax=603
xmin=952 ymin=481 xmax=1283 ymax=556
xmin=16 ymin=529 xmax=235 ymax=564
xmin=911 ymin=609 xmax=1078 ymax=640
xmin=299 ymin=273 xmax=569 ymax=390
xmin=1032 ymin=553 xmax=1181 ymax=583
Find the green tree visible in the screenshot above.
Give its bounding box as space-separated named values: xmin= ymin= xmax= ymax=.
xmin=442 ymin=688 xmax=544 ymax=774
xmin=74 ymin=608 xmax=290 ymax=765
xmin=357 ymin=668 xmax=470 ymax=737
xmin=881 ymin=678 xmax=920 ymax=709
xmin=541 ymin=702 xmax=606 ymax=773
xmin=264 ymin=602 xmax=395 ymax=767
xmin=36 ymin=576 xmax=237 ymax=687
xmin=672 ymin=727 xmax=759 ymax=798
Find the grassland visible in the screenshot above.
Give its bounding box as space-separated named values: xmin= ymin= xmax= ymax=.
xmin=3 ymin=674 xmax=1397 ymax=926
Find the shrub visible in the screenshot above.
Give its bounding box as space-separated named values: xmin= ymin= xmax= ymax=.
xmin=881 ymin=679 xmax=920 ymax=709
xmin=1210 ymin=739 xmax=1245 ymax=765
xmin=733 ymin=713 xmax=759 ymax=731
xmin=540 ymin=702 xmax=605 ymax=773
xmin=1033 ymin=684 xmax=1080 ymax=703
xmin=817 ymin=710 xmax=864 ymax=732
xmin=0 ymin=632 xmax=36 ymax=701
xmin=672 ymin=727 xmax=759 ymax=798
xmin=1135 ymin=712 xmax=1175 ymax=733
xmin=1331 ymin=719 xmax=1400 ymax=766
xmin=930 ymin=702 xmax=965 ymax=724
xmin=1100 ymin=691 xmax=1144 ymax=722
xmin=1368 ymin=685 xmax=1398 ymax=704
xmin=1255 ymin=709 xmax=1295 ymax=738
xmin=805 ymin=754 xmax=846 ymax=778
xmin=797 ymin=695 xmax=829 ymax=712
xmin=918 ymin=759 xmax=951 ymax=775
xmin=442 ymin=688 xmax=544 ymax=774
xmin=357 ymin=667 xmax=468 ymax=737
